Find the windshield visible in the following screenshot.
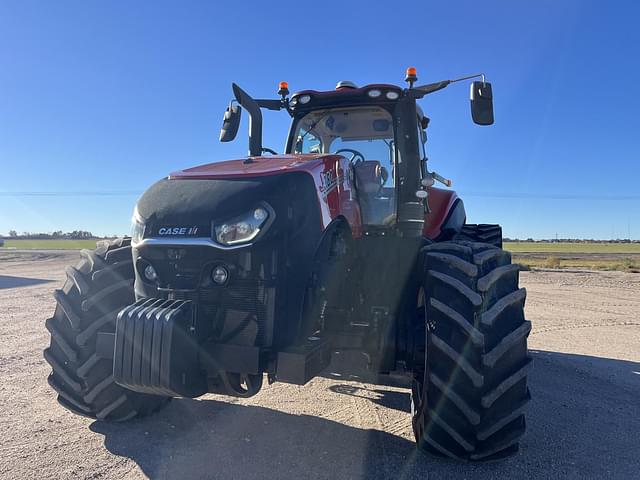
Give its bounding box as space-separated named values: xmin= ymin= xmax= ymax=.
xmin=290 ymin=106 xmax=396 ymax=185
xmin=290 ymin=106 xmax=397 ymax=225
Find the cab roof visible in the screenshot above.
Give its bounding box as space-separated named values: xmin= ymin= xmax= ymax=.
xmin=289 ymin=83 xmax=404 ymax=113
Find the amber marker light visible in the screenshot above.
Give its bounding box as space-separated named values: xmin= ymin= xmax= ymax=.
xmin=278 ymin=81 xmax=289 ymax=97
xmin=405 ymin=67 xmax=418 ymax=87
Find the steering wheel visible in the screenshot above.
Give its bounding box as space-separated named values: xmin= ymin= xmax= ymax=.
xmin=335 ymin=148 xmax=365 ymax=166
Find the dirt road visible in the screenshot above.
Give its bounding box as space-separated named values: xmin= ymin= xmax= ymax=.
xmin=1 ymin=252 xmax=639 ymax=479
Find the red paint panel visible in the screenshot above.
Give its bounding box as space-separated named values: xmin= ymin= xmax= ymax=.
xmin=169 ymin=154 xmax=326 ymax=179
xmin=423 ymin=187 xmax=459 ymax=240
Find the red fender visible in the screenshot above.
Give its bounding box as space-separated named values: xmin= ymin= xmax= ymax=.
xmin=423 ymin=187 xmax=460 ymax=240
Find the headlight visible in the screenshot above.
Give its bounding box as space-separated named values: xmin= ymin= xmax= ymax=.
xmin=143 ymin=264 xmax=158 ymax=282
xmin=215 ymin=206 xmax=270 ymax=246
xmin=211 ymin=265 xmax=229 ymax=285
xmin=131 ymin=212 xmax=145 ymax=244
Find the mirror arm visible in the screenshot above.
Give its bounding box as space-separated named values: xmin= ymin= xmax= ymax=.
xmin=411 ymin=73 xmax=486 ymax=98
xmin=256 ymin=99 xmax=284 ymax=111
xmin=449 ymin=72 xmax=486 ymax=85
xmin=257 ymin=98 xmax=294 ymax=117
xmin=411 ymin=80 xmax=451 ymax=98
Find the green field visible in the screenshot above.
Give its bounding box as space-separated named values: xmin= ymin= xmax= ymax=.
xmin=0 ymin=239 xmax=102 ymax=250
xmin=504 ymin=242 xmax=640 ymax=254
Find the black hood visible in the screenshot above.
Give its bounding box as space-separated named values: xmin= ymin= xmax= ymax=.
xmin=136 ymin=175 xmax=290 ymax=228
xmin=132 ymin=172 xmax=324 ymax=350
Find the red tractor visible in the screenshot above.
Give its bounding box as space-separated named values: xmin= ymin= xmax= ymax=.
xmin=44 ymin=68 xmax=531 ymax=461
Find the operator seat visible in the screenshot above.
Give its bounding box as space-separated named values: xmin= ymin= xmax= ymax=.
xmin=353 ymin=161 xmax=392 ymax=224
xmin=354 ymin=161 xmax=385 ymax=193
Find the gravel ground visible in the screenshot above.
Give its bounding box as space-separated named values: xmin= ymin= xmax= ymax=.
xmin=0 ymin=251 xmax=639 ymax=479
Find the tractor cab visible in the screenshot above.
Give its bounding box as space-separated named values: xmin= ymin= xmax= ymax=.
xmin=289 ymin=99 xmax=397 ymax=225
xmin=221 ymin=68 xmax=494 ymax=237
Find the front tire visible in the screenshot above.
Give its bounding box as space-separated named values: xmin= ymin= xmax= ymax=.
xmin=44 ymin=238 xmax=170 ymax=421
xmin=411 ymin=241 xmax=531 ymax=461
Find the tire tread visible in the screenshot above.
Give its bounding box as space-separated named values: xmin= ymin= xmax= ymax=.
xmin=44 ymin=237 xmax=169 ymax=422
xmin=412 ymin=237 xmax=531 ymax=462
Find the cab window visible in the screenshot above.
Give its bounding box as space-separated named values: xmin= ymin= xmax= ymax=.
xmin=290 ymin=106 xmax=396 ymax=226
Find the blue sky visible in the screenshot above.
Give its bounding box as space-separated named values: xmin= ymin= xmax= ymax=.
xmin=1 ymin=1 xmax=639 ymax=239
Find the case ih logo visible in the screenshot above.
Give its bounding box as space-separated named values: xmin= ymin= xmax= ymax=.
xmin=157 ymin=226 xmax=199 ymax=236
xmin=319 ymin=170 xmax=343 ymax=197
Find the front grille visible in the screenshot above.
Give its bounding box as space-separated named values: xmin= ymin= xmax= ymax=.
xmin=157 ymin=262 xmax=272 ymax=347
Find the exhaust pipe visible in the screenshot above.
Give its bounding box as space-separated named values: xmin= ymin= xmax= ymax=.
xmin=232 ymin=83 xmax=263 ymax=157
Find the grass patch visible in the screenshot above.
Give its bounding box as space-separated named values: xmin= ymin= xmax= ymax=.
xmin=0 ymin=239 xmax=102 ymax=250
xmin=513 ymin=255 xmax=640 ymax=271
xmin=506 ymin=242 xmax=640 ymax=271
xmin=504 ymin=242 xmax=640 ymax=254
xmin=544 ymin=256 xmax=561 ymax=268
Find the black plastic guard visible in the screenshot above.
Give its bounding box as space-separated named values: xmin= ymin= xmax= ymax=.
xmin=276 ymin=337 xmax=331 ymax=385
xmin=113 ymin=298 xmax=207 ymax=398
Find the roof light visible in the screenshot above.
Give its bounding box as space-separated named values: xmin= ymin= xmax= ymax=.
xmin=405 ymin=67 xmax=418 ymax=87
xmin=299 ymin=95 xmax=311 ymax=104
xmin=278 ymin=81 xmax=289 ymax=97
xmin=386 ymin=91 xmax=399 ymax=100
xmin=367 ymin=89 xmax=382 ymax=98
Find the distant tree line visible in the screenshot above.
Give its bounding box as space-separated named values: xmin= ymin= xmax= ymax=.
xmin=3 ymin=230 xmax=106 ymax=239
xmin=2 ymin=231 xmax=637 ymax=242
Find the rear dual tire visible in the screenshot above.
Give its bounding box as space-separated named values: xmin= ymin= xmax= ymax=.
xmin=44 ymin=238 xmax=169 ymax=421
xmin=411 ymin=240 xmax=531 ymax=461
xmin=454 ymin=224 xmax=502 ymax=249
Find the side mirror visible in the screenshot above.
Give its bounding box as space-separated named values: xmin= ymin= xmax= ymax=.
xmin=470 ymin=81 xmax=494 ymax=125
xmin=219 ymin=102 xmax=242 ymax=142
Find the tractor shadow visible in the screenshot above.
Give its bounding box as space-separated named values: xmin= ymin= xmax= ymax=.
xmin=323 ymin=350 xmax=412 ymax=414
xmin=327 ymin=383 xmax=411 ymax=414
xmin=91 ymin=397 xmax=419 ymax=480
xmin=0 ymin=274 xmax=53 ymax=289
xmin=91 ymin=350 xmax=640 ymax=479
